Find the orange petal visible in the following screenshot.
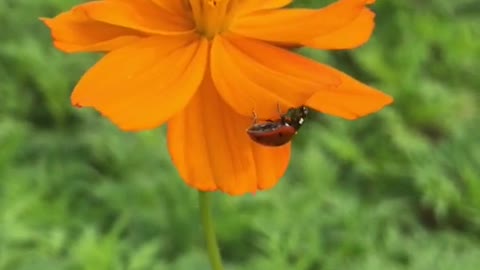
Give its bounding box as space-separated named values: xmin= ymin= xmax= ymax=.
xmin=41 ymin=9 xmax=145 ymax=53
xmin=302 ymin=8 xmax=375 ymax=50
xmin=306 ymin=66 xmax=393 ymax=119
xmin=76 ymin=0 xmax=194 ymax=35
xmin=236 ymin=0 xmax=293 ymax=15
xmin=231 ymin=0 xmax=374 ymax=44
xmin=72 ymin=35 xmax=208 ymax=131
xmin=51 ymin=36 xmax=143 ymax=53
xmin=167 ymin=74 xmax=291 ymax=195
xmin=251 ymin=141 xmax=291 ymax=191
xmin=210 ymin=35 xmax=340 ymax=119
xmin=151 ymin=0 xmax=190 ymax=17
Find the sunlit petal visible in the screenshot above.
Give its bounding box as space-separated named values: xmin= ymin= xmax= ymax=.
xmin=53 ymin=36 xmax=143 ymax=53
xmin=151 ymin=0 xmax=190 ymax=18
xmin=231 ymin=0 xmax=374 ymax=44
xmin=303 ymin=8 xmax=375 ymax=50
xmin=211 ymin=35 xmax=340 ymax=119
xmin=72 ymin=35 xmax=208 ymax=131
xmin=77 ymin=0 xmax=194 ymax=35
xmin=168 ymin=74 xmax=291 ymax=195
xmin=236 ymin=0 xmax=293 ymax=15
xmin=41 ymin=9 xmax=145 ymax=53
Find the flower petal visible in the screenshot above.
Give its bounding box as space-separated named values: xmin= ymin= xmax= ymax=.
xmin=231 ymin=0 xmax=374 ymax=44
xmin=41 ymin=9 xmax=144 ymax=53
xmin=72 ymin=35 xmax=208 ymax=131
xmin=151 ymin=0 xmax=190 ymax=17
xmin=167 ymin=74 xmax=291 ymax=195
xmin=306 ymin=67 xmax=393 ymax=119
xmin=51 ymin=36 xmax=142 ymax=53
xmin=236 ymin=0 xmax=293 ymax=15
xmin=251 ymin=142 xmax=290 ymax=191
xmin=210 ymin=35 xmax=340 ymax=119
xmin=76 ymin=0 xmax=194 ymax=35
xmin=302 ymin=8 xmax=375 ymax=50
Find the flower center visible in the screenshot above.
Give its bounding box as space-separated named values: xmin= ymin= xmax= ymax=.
xmin=188 ymin=0 xmax=236 ymax=39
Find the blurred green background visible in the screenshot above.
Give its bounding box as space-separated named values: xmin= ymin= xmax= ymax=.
xmin=1 ymin=0 xmax=479 ymax=269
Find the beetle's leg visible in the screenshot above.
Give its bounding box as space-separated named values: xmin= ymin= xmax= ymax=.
xmin=276 ymin=102 xmax=283 ymax=116
xmin=251 ymin=110 xmax=258 ymax=125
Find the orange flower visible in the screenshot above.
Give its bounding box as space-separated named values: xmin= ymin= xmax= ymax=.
xmin=42 ymin=0 xmax=393 ymax=195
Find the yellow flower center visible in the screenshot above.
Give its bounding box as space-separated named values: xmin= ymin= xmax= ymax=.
xmin=188 ymin=0 xmax=236 ymax=39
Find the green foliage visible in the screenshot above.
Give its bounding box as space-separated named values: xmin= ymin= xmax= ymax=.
xmin=1 ymin=0 xmax=479 ymax=269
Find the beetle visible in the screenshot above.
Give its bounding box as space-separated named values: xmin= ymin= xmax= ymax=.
xmin=246 ymin=106 xmax=308 ymax=147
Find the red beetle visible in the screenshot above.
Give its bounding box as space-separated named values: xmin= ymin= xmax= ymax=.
xmin=247 ymin=106 xmax=308 ymax=147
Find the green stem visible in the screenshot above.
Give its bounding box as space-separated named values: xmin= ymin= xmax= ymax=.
xmin=198 ymin=191 xmax=224 ymax=270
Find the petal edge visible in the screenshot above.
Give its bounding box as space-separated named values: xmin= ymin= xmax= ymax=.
xmin=306 ymin=66 xmax=393 ymax=120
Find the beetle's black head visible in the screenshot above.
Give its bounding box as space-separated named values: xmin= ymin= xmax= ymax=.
xmin=281 ymin=106 xmax=308 ymax=130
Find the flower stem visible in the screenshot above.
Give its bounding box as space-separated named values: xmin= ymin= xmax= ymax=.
xmin=198 ymin=191 xmax=224 ymax=270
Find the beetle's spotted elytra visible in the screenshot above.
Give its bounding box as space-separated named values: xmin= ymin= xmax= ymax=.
xmin=246 ymin=105 xmax=309 ymax=147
